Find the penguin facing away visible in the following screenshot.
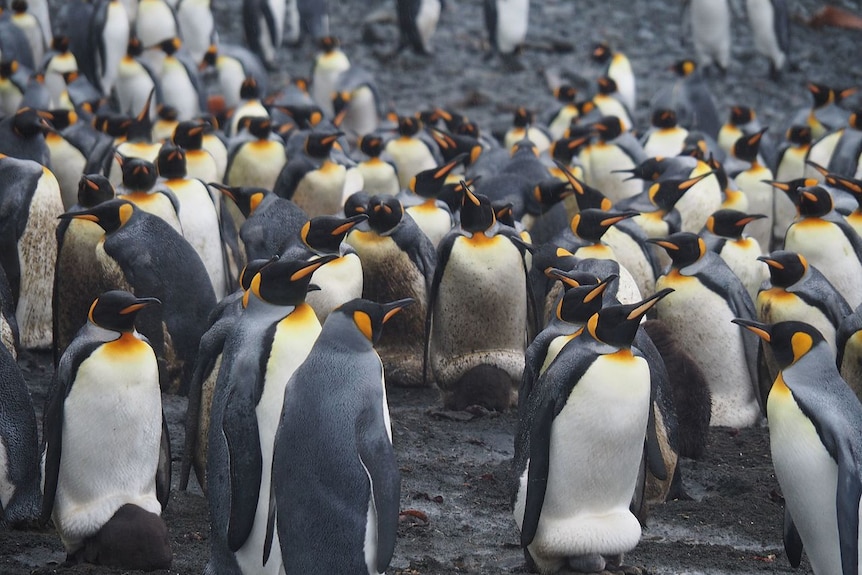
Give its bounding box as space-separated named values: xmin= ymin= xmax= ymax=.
xmin=41 ymin=290 xmax=171 ymax=569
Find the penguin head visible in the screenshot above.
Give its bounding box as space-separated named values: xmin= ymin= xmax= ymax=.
xmin=156 ymin=104 xmax=179 ymax=124
xmin=550 ymin=270 xmax=617 ymax=325
xmin=359 ymin=135 xmax=384 ymax=158
xmin=553 ymin=162 xmax=612 ymax=211
xmin=249 ymin=255 xmax=337 ymax=307
xmin=241 ymin=116 xmax=272 ymax=140
xmin=648 ymin=232 xmax=707 ymax=268
xmin=786 ymin=125 xmax=812 ymax=147
xmin=850 ymin=110 xmax=862 ymax=131
xmin=118 ymin=155 xmax=158 ymax=191
xmin=705 ymin=209 xmax=767 ymax=240
xmin=411 ymin=154 xmax=468 ymax=199
xmin=239 ymin=76 xmax=260 ymax=100
xmin=277 ymin=104 xmax=324 ymax=130
xmin=807 ymin=83 xmax=836 ymax=108
xmin=647 ymin=171 xmax=713 ymax=211
xmin=201 ymin=44 xmax=218 ymax=68
xmin=512 ymin=107 xmax=533 ymax=129
xmin=758 ymin=250 xmax=807 ymax=288
xmin=593 ymin=116 xmax=623 ymax=140
xmin=570 ymin=209 xmax=637 ymax=243
xmin=301 ymin=214 xmax=368 ymax=254
xmin=211 ymin=183 xmax=268 ymax=218
xmin=172 ymin=120 xmax=205 ymax=150
xmin=95 ymin=111 xmax=131 ymax=139
xmin=158 ymin=37 xmax=182 ymax=57
xmin=11 ymin=1 xmax=27 ymax=14
xmin=651 ymin=109 xmax=678 ymax=129
xmin=367 ymin=195 xmax=405 ymax=235
xmin=731 ymin=128 xmax=768 ymax=163
xmin=42 ymin=108 xmax=77 ymax=131
xmin=455 ymin=118 xmax=481 ymax=138
xmin=533 ymin=178 xmax=573 ymax=210
xmin=156 ymin=144 xmax=187 ymax=180
xmin=764 ymin=177 xmax=819 ymax=207
xmin=304 ymin=131 xmax=341 ymax=158
xmin=586 ymin=288 xmax=674 ymax=348
xmin=728 ymin=106 xmax=755 ymax=126
xmin=796 ymin=185 xmax=834 ymax=217
xmin=618 ymin=157 xmax=666 ymax=182
xmin=127 ymin=36 xmax=144 ymax=57
xmin=732 ymin=319 xmax=826 ymax=369
xmin=344 ymin=190 xmax=371 ymax=219
xmin=77 ymin=174 xmax=116 ymax=208
xmin=549 ymin=132 xmax=590 ymax=164
xmin=0 ymin=60 xmax=19 ymax=79
xmin=671 ymin=59 xmax=697 ymax=78
xmin=239 ymin=256 xmax=279 ymax=291
xmin=318 ymin=35 xmax=341 ymax=53
xmin=397 ymin=115 xmax=422 ymax=137
xmin=591 ymin=42 xmax=611 ymax=64
xmin=682 ymin=131 xmax=711 ymax=160
xmin=554 ymin=84 xmax=578 ymax=104
xmin=61 ymin=70 xmax=81 ymax=86
xmin=11 ymin=107 xmax=51 ymax=138
xmin=596 ymin=76 xmax=618 ymax=95
xmin=459 ymin=184 xmax=496 ymax=234
xmin=493 ymin=202 xmax=516 ymax=228
xmin=820 ymin=171 xmax=862 ymax=206
xmin=59 ymin=199 xmax=136 ymax=234
xmin=328 ymin=298 xmax=414 ymax=347
xmin=88 ymin=290 xmax=160 ymax=333
xmin=51 ymin=35 xmax=71 ymax=54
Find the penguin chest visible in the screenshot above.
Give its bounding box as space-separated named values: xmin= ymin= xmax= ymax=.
xmin=305 ymin=254 xmax=364 ymax=324
xmin=136 ymin=0 xmax=176 ymax=48
xmin=767 ymin=376 xmax=844 ymax=575
xmin=343 ymin=86 xmax=379 ymax=137
xmin=348 ymin=232 xmax=427 ymax=313
xmin=385 ymin=137 xmax=436 ymax=189
xmin=495 ymin=0 xmax=529 ymax=53
xmin=675 ymin=164 xmax=722 ymax=233
xmin=840 ymin=330 xmax=862 ymax=402
xmin=757 ymin=289 xmax=838 ymax=354
xmin=216 ymin=56 xmax=246 ymax=109
xmin=115 ymin=58 xmax=156 ymax=116
xmin=292 ymin=161 xmax=347 ymax=218
xmin=358 ymin=158 xmax=399 ymax=197
xmin=45 ymin=134 xmax=86 ymax=209
xmin=159 ymin=58 xmax=199 ymax=121
xmin=584 ymin=143 xmax=640 ymax=203
xmin=538 ymin=333 xmax=578 ymax=377
xmin=100 ymin=1 xmax=130 ymax=93
xmin=406 ymin=202 xmax=452 ymax=246
xmin=785 ymin=220 xmax=862 ymax=308
xmin=0 ymin=79 xmax=23 ymax=116
xmin=227 ymin=141 xmax=285 ymax=190
xmin=121 ymin=191 xmax=183 ymax=234
xmin=57 ymin=335 xmax=162 ymax=542
xmin=603 ymin=227 xmax=655 ymax=296
xmin=718 ymin=238 xmax=766 ymax=300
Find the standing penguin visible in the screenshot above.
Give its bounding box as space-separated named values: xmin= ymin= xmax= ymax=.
xmin=225 ymin=117 xmax=287 ymax=191
xmin=242 ymin=0 xmax=285 ymax=70
xmin=484 ymin=0 xmax=529 ymax=68
xmin=311 ymin=36 xmax=350 ymax=117
xmin=733 ymin=319 xmax=862 ymax=575
xmin=346 ymin=195 xmax=436 ymax=387
xmin=396 ymin=0 xmax=441 ymax=55
xmin=58 ymin=199 xmax=217 ymax=395
xmin=683 ymin=0 xmax=731 ymax=74
xmin=41 ymin=290 xmax=171 ymax=569
xmin=512 ymin=290 xmax=673 ymax=574
xmin=205 ymin=256 xmax=333 ymax=575
xmin=701 ymin=209 xmax=769 ymax=300
xmin=650 ymin=232 xmax=763 ymax=427
xmin=385 ymin=115 xmax=440 ymax=190
xmin=428 ymin=186 xmax=533 ymax=410
xmin=580 ymin=115 xmax=647 ymax=204
xmin=0 ymin=342 xmax=40 ymax=527
xmin=591 ymin=41 xmax=636 ymax=113
xmin=730 ymin=128 xmax=774 ymax=251
xmin=265 ymin=297 xmax=407 ymax=575
xmin=746 ymin=0 xmax=790 ymax=79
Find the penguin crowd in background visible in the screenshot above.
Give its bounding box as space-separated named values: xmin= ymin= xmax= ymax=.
xmin=0 ymin=0 xmax=861 ymax=574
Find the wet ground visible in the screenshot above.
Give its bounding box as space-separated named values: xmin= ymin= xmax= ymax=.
xmin=7 ymin=0 xmax=862 ymax=572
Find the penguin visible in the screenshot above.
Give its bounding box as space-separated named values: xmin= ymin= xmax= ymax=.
xmin=0 ymin=341 xmax=40 ymax=527
xmin=273 ymin=130 xmax=355 ymax=218
xmin=225 ymin=116 xmax=286 ymax=190
xmin=729 ymin=128 xmax=774 ymax=251
xmin=0 ymin=59 xmax=27 ymax=116
xmin=396 ymin=0 xmax=441 ymax=55
xmin=512 ymin=289 xmax=673 ymax=574
xmin=90 ymin=0 xmax=130 ymax=97
xmin=200 ymin=42 xmax=269 ymax=111
xmin=310 ymin=35 xmax=350 ymax=117
xmin=652 ymin=59 xmax=721 ymax=139
xmin=205 ymin=255 xmax=333 ymax=575
xmin=0 ymin=154 xmax=63 ymax=350
xmin=42 ymin=109 xmax=90 ymax=209
xmin=9 ymin=0 xmax=46 ymax=69
xmin=157 ymin=143 xmax=228 ymax=299
xmin=649 ymin=232 xmax=763 ymax=427
xmin=701 ymin=209 xmax=768 ymax=301
xmin=428 ymin=186 xmax=532 ymax=410
xmin=172 ymin=119 xmax=220 ymax=183
xmin=58 ymin=199 xmax=217 ymax=394
xmin=52 ymin=174 xmax=116 ymax=364
xmin=403 ymin=156 xmax=464 ymax=246
xmin=175 ymin=0 xmax=216 ymax=64
xmin=717 ymin=106 xmax=763 ymax=158
xmin=503 ymin=107 xmax=552 ymax=155
xmin=40 ymin=35 xmax=78 ymax=107
xmin=151 ymin=104 xmax=179 ymax=143
xmin=289 ymin=0 xmax=331 ymax=44
xmin=641 ymin=109 xmax=689 ymax=158
xmin=682 ymin=0 xmax=731 ymax=74
xmin=817 ymin=169 xmax=862 ymax=238
xmin=773 ymin=126 xmax=812 ymax=242
xmin=0 ymin=4 xmax=35 ymax=71
xmin=331 ymin=66 xmax=384 ymax=139
xmin=114 ymin=36 xmax=160 ymax=118
xmin=732 ymin=319 xmax=862 ymax=575
xmin=356 ymin=134 xmax=400 ymax=197
xmin=134 ymin=0 xmax=179 ymax=71
xmin=580 ymin=115 xmax=647 ymax=203
xmin=264 ymin=297 xmax=408 ymax=575
xmin=0 ymin=106 xmax=51 ymax=166
xmin=592 ymin=76 xmax=634 ymax=133
xmin=107 ymin=90 xmax=163 ymax=186
xmin=837 ymin=304 xmax=862 ymax=404
xmin=591 ymin=41 xmax=636 ymax=112
xmin=483 ymin=0 xmax=529 ymax=68
xmin=346 ymin=195 xmax=436 ymax=388
xmin=242 ymin=0 xmax=285 ymax=70
xmin=746 ymin=0 xmax=790 ymax=78
xmin=115 ymin=154 xmax=183 ymax=234
xmin=783 ymin=184 xmax=862 ymax=309
xmin=543 ymin=84 xmax=580 ymax=140
xmin=792 ymin=82 xmax=855 ymax=141
xmin=155 ymin=37 xmax=204 ymax=122
xmin=41 ymin=290 xmax=171 ymax=569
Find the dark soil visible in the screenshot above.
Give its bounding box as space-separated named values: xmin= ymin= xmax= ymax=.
xmin=8 ymin=0 xmax=862 ymax=572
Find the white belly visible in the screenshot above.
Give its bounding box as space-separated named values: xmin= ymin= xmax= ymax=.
xmin=675 ymin=164 xmax=723 ymax=234
xmin=733 ymin=164 xmax=774 ymax=250
xmin=291 ymin=162 xmax=347 ymax=218
xmin=385 ymin=137 xmax=436 ymax=189
xmin=495 ymin=0 xmax=529 ymax=54
xmin=305 ymin=254 xmax=363 ymax=324
xmin=226 ymin=141 xmax=286 ymax=190
xmin=159 ymin=58 xmax=199 ymax=121
xmin=719 ymin=238 xmax=768 ymax=301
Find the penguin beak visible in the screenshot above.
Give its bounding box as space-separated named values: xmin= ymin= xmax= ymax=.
xmin=737 ymin=214 xmax=768 ymax=226
xmin=120 ymin=297 xmax=161 ymax=314
xmin=805 ymin=160 xmax=830 ymax=176
xmin=756 ymin=256 xmax=783 ymax=270
xmin=763 ymin=180 xmax=789 ymax=191
xmin=382 ymin=298 xmax=415 ymax=323
xmin=290 ymin=255 xmax=339 ymax=281
xmin=600 ymin=212 xmax=639 ymax=227
xmin=680 ymin=170 xmax=716 ymax=190
xmin=435 ymin=153 xmax=469 ymax=179
xmin=332 ymin=213 xmax=368 ymax=235
xmin=545 ymin=267 xmax=582 ymax=286
xmin=209 ymin=182 xmax=236 ymax=201
xmin=626 ymin=288 xmax=674 ymax=320
xmin=646 ymin=238 xmax=679 ymax=251
xmin=585 ymin=275 xmax=618 ymax=302
xmin=610 ymin=168 xmax=638 ymax=181
xmin=731 ymin=318 xmax=772 ymax=342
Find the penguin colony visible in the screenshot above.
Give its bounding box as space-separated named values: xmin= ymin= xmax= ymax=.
xmin=0 ymin=0 xmax=861 ymax=574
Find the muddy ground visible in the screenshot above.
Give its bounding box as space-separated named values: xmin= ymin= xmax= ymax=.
xmin=5 ymin=0 xmax=862 ymax=573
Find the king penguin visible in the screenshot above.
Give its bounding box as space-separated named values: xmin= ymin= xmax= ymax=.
xmin=41 ymin=290 xmax=171 ymax=569
xmin=745 ymin=0 xmax=790 ymax=79
xmin=483 ymin=0 xmax=529 ymax=69
xmin=733 ymin=319 xmax=862 ymax=575
xmin=701 ymin=209 xmax=769 ymax=300
xmin=265 ymin=297 xmax=408 ymax=575
xmin=683 ymin=0 xmax=731 ymax=74
xmin=205 ymin=255 xmax=333 ymax=575
xmin=396 ymin=0 xmax=442 ymax=55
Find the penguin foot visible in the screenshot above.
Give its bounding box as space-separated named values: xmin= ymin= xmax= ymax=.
xmin=440 ymin=364 xmax=513 ymax=411
xmin=566 ymin=553 xmax=605 ymax=572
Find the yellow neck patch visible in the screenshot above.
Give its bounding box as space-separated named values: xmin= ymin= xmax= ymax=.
xmin=791 ymin=331 xmax=813 ymax=363
xmin=353 ymin=310 xmax=373 ymax=340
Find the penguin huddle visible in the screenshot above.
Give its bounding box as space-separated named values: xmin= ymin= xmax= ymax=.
xmin=1 ymin=1 xmax=862 ymax=574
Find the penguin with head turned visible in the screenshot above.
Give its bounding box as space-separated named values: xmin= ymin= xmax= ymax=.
xmin=205 ymin=255 xmax=334 ymax=575
xmin=264 ymin=297 xmax=409 ymax=575
xmin=701 ymin=209 xmax=769 ymax=300
xmin=733 ymin=319 xmax=862 ymax=575
xmin=58 ymin=198 xmax=217 ymax=395
xmin=42 ymin=290 xmax=171 ymax=569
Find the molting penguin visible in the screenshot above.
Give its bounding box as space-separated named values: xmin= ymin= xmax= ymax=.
xmin=265 ymin=297 xmax=408 ymax=575
xmin=41 ymin=290 xmax=171 ymax=569
xmin=733 ymin=319 xmax=862 ymax=575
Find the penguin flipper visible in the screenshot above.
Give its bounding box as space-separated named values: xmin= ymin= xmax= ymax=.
xmin=521 ymin=398 xmax=554 ymax=547
xmin=772 ymin=0 xmax=791 ymax=56
xmin=40 ymin=374 xmax=65 ymax=524
xmin=223 ymin=389 xmax=263 ymax=552
xmin=272 ymin=158 xmax=314 ymax=200
xmin=156 ymin=412 xmax=171 ymax=510
xmin=483 ymin=0 xmax=498 ymax=53
xmin=837 ymin=461 xmax=862 ymax=575
xmin=425 ymin=232 xmax=460 ymax=385
xmin=396 ymin=0 xmax=427 ymax=54
xmin=783 ymin=507 xmax=803 ymax=568
xmin=356 ymin=400 xmax=400 ymax=573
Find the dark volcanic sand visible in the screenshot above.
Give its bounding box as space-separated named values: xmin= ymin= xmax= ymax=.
xmin=7 ymin=0 xmax=862 ymax=572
